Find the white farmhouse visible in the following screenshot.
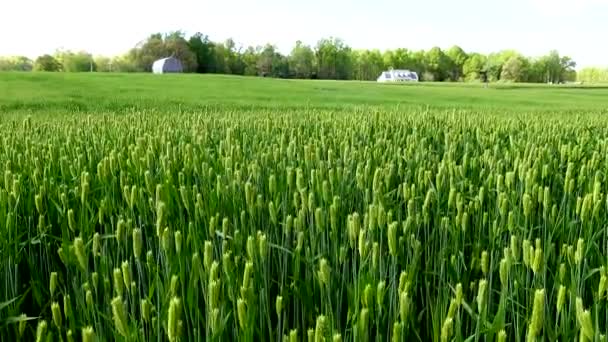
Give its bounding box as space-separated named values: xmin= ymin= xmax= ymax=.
xmin=377 ymin=69 xmax=418 ymax=82
xmin=152 ymin=57 xmax=183 ymax=74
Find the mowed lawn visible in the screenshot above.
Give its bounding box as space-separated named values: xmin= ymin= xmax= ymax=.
xmin=1 ymin=72 xmax=608 ymax=115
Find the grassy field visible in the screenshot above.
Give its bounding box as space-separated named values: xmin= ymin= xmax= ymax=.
xmin=2 ymin=73 xmax=608 ymax=342
xmin=2 ymin=72 xmax=608 ymax=114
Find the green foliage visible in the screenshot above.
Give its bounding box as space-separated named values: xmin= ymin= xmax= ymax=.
xmin=578 ymin=67 xmax=608 ymax=83
xmin=257 ymin=44 xmax=289 ymax=77
xmin=534 ymin=50 xmax=576 ymax=83
xmin=463 ymin=53 xmax=487 ymax=81
xmin=446 ymin=45 xmax=468 ymax=81
xmin=33 ymin=55 xmax=61 ymax=72
xmin=425 ymin=47 xmax=452 ymax=81
xmin=3 ymin=31 xmax=587 ymax=84
xmin=126 ymin=31 xmax=198 ymax=72
xmin=315 ymin=37 xmax=353 ymax=80
xmin=501 ymin=56 xmax=528 ymax=82
xmin=188 ymin=32 xmax=216 ymax=73
xmin=290 ymin=41 xmax=315 ymax=79
xmin=93 ymin=56 xmax=112 ymax=72
xmin=352 ymin=49 xmax=385 ymax=81
xmin=56 ymin=50 xmax=95 ymax=72
xmin=0 ymin=56 xmax=33 ymax=71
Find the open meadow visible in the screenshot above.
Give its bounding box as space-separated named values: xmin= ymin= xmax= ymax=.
xmin=2 ymin=73 xmax=608 ymax=341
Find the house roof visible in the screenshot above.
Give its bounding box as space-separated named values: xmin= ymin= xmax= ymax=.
xmin=154 ymin=57 xmax=178 ymax=63
xmin=386 ymin=69 xmax=417 ymax=77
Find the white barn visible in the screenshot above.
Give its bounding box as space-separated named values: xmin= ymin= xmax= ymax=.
xmin=377 ymin=69 xmax=418 ymax=82
xmin=152 ymin=57 xmax=183 ymax=74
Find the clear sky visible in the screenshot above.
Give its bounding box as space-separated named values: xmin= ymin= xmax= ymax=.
xmin=1 ymin=0 xmax=606 ymax=68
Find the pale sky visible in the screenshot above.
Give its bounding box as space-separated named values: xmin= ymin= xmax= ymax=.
xmin=1 ymin=0 xmax=606 ymax=68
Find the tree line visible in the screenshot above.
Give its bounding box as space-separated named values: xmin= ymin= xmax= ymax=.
xmin=0 ymin=31 xmax=602 ymax=83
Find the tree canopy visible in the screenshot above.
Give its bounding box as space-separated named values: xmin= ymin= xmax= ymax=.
xmin=1 ymin=31 xmax=594 ymax=83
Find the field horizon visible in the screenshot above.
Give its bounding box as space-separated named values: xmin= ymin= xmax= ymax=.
xmin=2 ymin=72 xmax=608 ymax=115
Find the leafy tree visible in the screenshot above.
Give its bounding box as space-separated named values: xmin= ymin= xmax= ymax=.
xmin=256 ymin=44 xmax=289 ymax=77
xmin=33 ymin=55 xmax=61 ymax=71
xmin=383 ymin=48 xmax=416 ymax=71
xmin=578 ymin=68 xmax=608 ymax=83
xmin=212 ymin=44 xmax=228 ymax=74
xmin=128 ymin=33 xmax=163 ymax=72
xmin=0 ymin=58 xmax=13 ymax=71
xmin=164 ymin=31 xmax=197 ymax=72
xmin=188 ymin=33 xmax=216 ymax=73
xmin=0 ymin=56 xmax=33 ymax=71
xmin=315 ymin=38 xmax=352 ymax=80
xmin=242 ymin=46 xmax=260 ymax=76
xmin=484 ymin=53 xmax=503 ymax=82
xmin=129 ymin=31 xmax=197 ymax=72
xmin=425 ymin=47 xmax=451 ymax=81
xmin=463 ymin=53 xmax=487 ymax=81
xmin=12 ymin=30 xmax=582 ymax=83
xmin=379 ymin=48 xmax=423 ymax=76
xmin=224 ymin=39 xmax=246 ymax=75
xmin=410 ymin=50 xmax=427 ymax=76
xmin=290 ymin=41 xmax=314 ymax=78
xmin=559 ymin=55 xmax=576 ymax=82
xmin=534 ymin=50 xmax=576 ymax=83
xmin=527 ymin=59 xmax=547 ymax=83
xmin=353 ymin=49 xmax=384 ymax=80
xmin=501 ymin=56 xmax=528 ymax=82
xmin=109 ymin=54 xmax=139 ymax=72
xmin=94 ymin=56 xmax=112 ymax=72
xmin=272 ymin=54 xmax=290 ymax=78
xmin=257 ymin=44 xmax=277 ymax=76
xmin=57 ymin=50 xmax=95 ymax=72
xmin=446 ymin=46 xmax=468 ymax=81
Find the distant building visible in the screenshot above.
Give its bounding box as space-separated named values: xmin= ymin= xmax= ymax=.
xmin=152 ymin=57 xmax=183 ymax=74
xmin=377 ymin=69 xmax=418 ymax=82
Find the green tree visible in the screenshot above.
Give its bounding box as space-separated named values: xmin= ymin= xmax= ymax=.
xmin=501 ymin=56 xmax=529 ymax=82
xmin=223 ymin=39 xmax=245 ymax=75
xmin=559 ymin=55 xmax=576 ymax=82
xmin=0 ymin=58 xmax=12 ymax=71
xmin=0 ymin=56 xmax=33 ymax=71
xmin=94 ymin=56 xmax=112 ymax=72
xmin=410 ymin=50 xmax=427 ymax=76
xmin=425 ymin=47 xmax=451 ymax=81
xmin=578 ymin=68 xmax=608 ymax=83
xmin=446 ymin=46 xmax=468 ymax=81
xmin=129 ymin=33 xmax=163 ymax=72
xmin=383 ymin=48 xmax=416 ymax=71
xmin=272 ymin=54 xmax=290 ymax=78
xmin=111 ymin=54 xmax=138 ymax=72
xmin=534 ymin=51 xmax=576 ymax=83
xmin=290 ymin=41 xmax=314 ymax=78
xmin=33 ymin=54 xmax=61 ymax=71
xmin=484 ymin=53 xmax=503 ymax=82
xmin=129 ymin=31 xmax=197 ymax=72
xmin=164 ymin=31 xmax=197 ymax=72
xmin=352 ymin=49 xmax=384 ymax=80
xmin=256 ymin=44 xmax=289 ymax=77
xmin=257 ymin=44 xmax=277 ymax=76
xmin=242 ymin=46 xmax=260 ymax=76
xmin=462 ymin=53 xmax=487 ymax=81
xmin=212 ymin=44 xmax=228 ymax=74
xmin=315 ymin=37 xmax=352 ymax=80
xmin=188 ymin=33 xmax=216 ymax=73
xmin=57 ymin=50 xmax=95 ymax=72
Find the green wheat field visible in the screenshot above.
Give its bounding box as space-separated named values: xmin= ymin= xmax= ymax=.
xmin=2 ymin=72 xmax=608 ymax=342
